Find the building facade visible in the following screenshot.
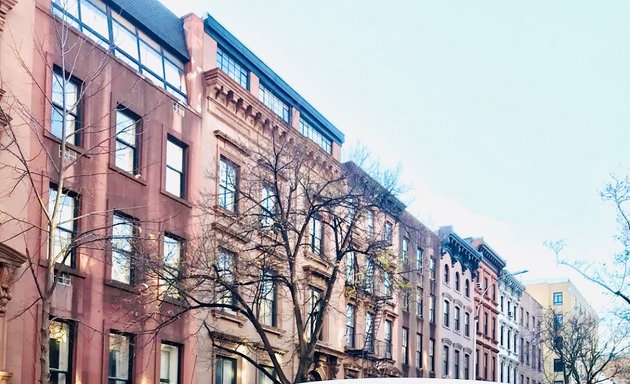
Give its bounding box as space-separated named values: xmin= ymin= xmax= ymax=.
xmin=526 ymin=279 xmax=597 ymax=384
xmin=438 ymin=228 xmax=481 ymax=380
xmin=498 ymin=270 xmax=525 ymax=384
xmin=517 ymin=289 xmax=543 ymax=384
xmin=472 ymin=239 xmax=507 ymax=382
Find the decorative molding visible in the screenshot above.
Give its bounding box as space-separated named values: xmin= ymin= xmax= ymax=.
xmin=440 ymin=233 xmax=482 ymax=278
xmin=0 ymin=0 xmax=18 ymax=34
xmin=0 ymin=243 xmax=26 ymax=315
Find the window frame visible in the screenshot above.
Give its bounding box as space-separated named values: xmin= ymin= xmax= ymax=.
xmin=402 ymin=327 xmax=409 ymax=365
xmin=165 ymin=136 xmax=187 ymax=199
xmin=384 ymin=320 xmax=393 ymax=359
xmin=443 ymin=299 xmax=450 ymax=327
xmin=553 ymin=292 xmax=563 ymax=306
xmin=309 ymin=216 xmax=323 ymax=256
xmin=215 ymin=355 xmax=237 ymax=384
xmin=216 ymin=46 xmax=249 ymax=89
xmin=160 ymin=342 xmax=182 ymax=384
xmin=415 ymin=333 xmax=423 ymax=369
xmin=108 ymin=331 xmax=134 ymax=384
xmin=345 ymin=303 xmax=355 ymax=348
xmin=258 ymin=269 xmax=277 ymax=327
xmin=49 ymin=184 xmax=79 ymax=269
xmin=443 ymin=345 xmax=450 ymax=376
xmin=218 ymin=156 xmax=239 ymax=213
xmin=51 ymin=67 xmax=82 ymax=146
xmin=258 ymin=83 xmax=290 ymax=123
xmin=49 ymin=319 xmax=75 ymax=384
xmin=111 ymin=211 xmax=138 ymax=285
xmin=217 ymin=248 xmax=237 ymax=309
xmin=162 ymin=233 xmax=183 ymax=298
xmin=114 ymin=107 xmax=140 ymax=175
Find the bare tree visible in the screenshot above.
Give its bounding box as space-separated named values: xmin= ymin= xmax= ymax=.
xmin=541 ymin=309 xmax=629 ymax=384
xmin=0 ymin=7 xmax=174 ymax=383
xmin=545 ymin=174 xmax=630 ymax=310
xmin=142 ymin=127 xmax=415 ymax=383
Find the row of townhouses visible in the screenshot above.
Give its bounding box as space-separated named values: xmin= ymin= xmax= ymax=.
xmin=0 ymin=1 xmax=545 ymax=383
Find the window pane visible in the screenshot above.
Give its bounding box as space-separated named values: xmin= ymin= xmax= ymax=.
xmin=164 ymin=59 xmax=184 ymax=91
xmin=109 ymin=333 xmax=131 ymax=381
xmin=139 ymin=40 xmax=164 ymax=78
xmin=80 ymin=0 xmax=109 ymax=41
xmin=160 ymin=344 xmax=179 ymax=384
xmin=166 ymin=140 xmax=183 ymax=171
xmin=165 ymin=168 xmax=182 ymax=197
xmin=116 ymin=111 xmax=136 ymax=145
xmin=49 ymin=321 xmax=71 ymax=378
xmin=115 ymin=142 xmax=135 ymax=173
xmin=111 ymin=250 xmax=131 ymax=284
xmin=53 ymin=0 xmax=79 ymax=20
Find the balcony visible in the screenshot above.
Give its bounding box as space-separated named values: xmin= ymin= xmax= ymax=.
xmin=345 ymin=333 xmax=393 ymax=361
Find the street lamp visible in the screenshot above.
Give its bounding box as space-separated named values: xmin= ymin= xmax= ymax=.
xmin=472 ymin=269 xmax=528 ymax=381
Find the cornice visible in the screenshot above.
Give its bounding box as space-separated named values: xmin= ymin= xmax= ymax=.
xmin=0 ymin=0 xmax=18 ymax=34
xmin=440 ymin=232 xmax=482 ymax=278
xmin=478 ymin=243 xmax=507 ymax=272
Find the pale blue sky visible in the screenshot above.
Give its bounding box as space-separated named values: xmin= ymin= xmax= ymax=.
xmin=161 ymin=0 xmax=630 ymax=310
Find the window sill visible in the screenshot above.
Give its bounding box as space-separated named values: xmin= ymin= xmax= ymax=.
xmin=211 ymin=309 xmax=245 ymax=327
xmin=108 ymin=164 xmax=147 ymax=186
xmin=104 ymin=279 xmax=139 ymax=293
xmin=54 ymin=263 xmax=87 ymax=279
xmin=160 ymin=189 xmax=193 ymax=208
xmin=44 ymin=131 xmax=90 ymax=159
xmin=261 ymin=324 xmax=285 ymax=337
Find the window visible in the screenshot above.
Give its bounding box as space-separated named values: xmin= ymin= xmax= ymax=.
xmin=258 ymin=270 xmax=276 ymax=326
xmin=384 ymin=221 xmax=393 ymax=244
xmin=50 ymin=320 xmax=74 ymax=384
xmin=218 ymin=157 xmax=238 ymax=213
xmin=553 ymin=358 xmax=564 ymax=372
xmin=401 ymin=237 xmax=409 ymax=262
xmin=216 ymin=249 xmax=236 ymax=308
xmin=384 ymin=320 xmax=392 ymax=359
xmin=416 ymin=288 xmax=423 ymax=318
xmin=165 ymin=137 xmax=186 ymax=198
xmin=345 ymin=304 xmax=355 ymax=348
xmin=109 ymin=332 xmax=133 ymax=384
xmin=484 ymin=278 xmax=489 ymax=295
xmin=402 ymin=327 xmax=409 ymax=365
xmin=401 ymin=282 xmax=410 ymax=312
xmin=475 ymin=349 xmax=480 ymax=378
xmin=259 ymin=83 xmax=289 ymax=123
xmin=443 ymin=346 xmax=450 ymax=376
xmin=526 ymin=341 xmax=530 ymax=365
xmin=416 ymin=333 xmax=422 ymax=369
xmin=464 ymin=354 xmax=470 ymax=379
xmin=52 ymin=0 xmax=187 ymax=101
xmin=553 ymin=292 xmax=563 ymax=306
xmin=345 ymin=252 xmax=356 ymax=285
xmin=430 ymin=257 xmax=436 ymax=279
xmin=111 ymin=213 xmax=137 ymax=284
xmin=464 ymin=312 xmax=470 ymax=337
xmin=416 ymin=247 xmax=423 ymax=271
xmin=307 ymin=288 xmax=322 ymax=340
xmin=520 ymin=337 xmax=524 ymax=362
xmin=384 ymin=272 xmax=392 ymax=297
xmin=507 ymin=329 xmax=512 ymax=350
xmin=365 ymin=312 xmax=375 ymax=353
xmin=161 ymin=234 xmax=182 ymax=298
xmin=465 ymin=279 xmax=470 ymax=297
xmin=215 ymin=355 xmax=236 ymax=384
xmin=429 ymin=338 xmax=435 ymax=372
xmin=51 ymin=69 xmax=80 ymax=145
xmin=49 ymin=186 xmax=78 ymax=268
xmin=258 ymin=366 xmax=276 ymax=384
xmin=443 ymin=300 xmax=450 ymax=327
xmin=299 ymin=117 xmax=332 ymax=154
xmin=483 ymin=353 xmax=488 ymax=380
xmin=554 ymin=313 xmax=564 ymax=327
xmin=365 ymin=258 xmax=374 ymax=293
xmin=455 ymin=272 xmax=460 ymax=291
xmin=454 ymin=350 xmax=460 ymax=379
xmin=163 ymin=342 xmax=184 ymax=384
xmin=114 ymin=109 xmax=139 ymax=174
xmin=261 ymin=184 xmax=277 ymax=227
xmin=216 ymin=47 xmax=248 ymax=89
xmin=429 ymin=294 xmax=435 ymax=323
xmin=444 ymin=265 xmax=450 ymax=283
xmin=366 ymin=210 xmax=375 ymax=238
xmin=501 ymin=296 xmax=504 ymax=312
xmin=501 ymin=325 xmax=505 ymax=345
xmin=309 ymin=217 xmax=323 ymax=255
xmin=455 ymin=306 xmax=461 ymax=331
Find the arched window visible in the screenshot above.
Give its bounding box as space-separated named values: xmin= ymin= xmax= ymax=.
xmin=444 ymin=264 xmax=450 ymax=283
xmin=465 ymin=279 xmax=470 ymax=297
xmin=455 ymin=272 xmax=460 ymax=291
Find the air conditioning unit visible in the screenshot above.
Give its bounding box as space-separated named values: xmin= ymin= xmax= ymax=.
xmin=507 ymin=311 xmax=513 ymax=318
xmin=476 ymin=282 xmax=483 ymax=290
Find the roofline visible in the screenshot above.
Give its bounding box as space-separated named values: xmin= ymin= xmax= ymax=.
xmin=203 ymin=14 xmax=345 ymax=145
xmin=477 ymin=242 xmax=507 ymax=271
xmin=105 ymin=0 xmax=190 ymax=61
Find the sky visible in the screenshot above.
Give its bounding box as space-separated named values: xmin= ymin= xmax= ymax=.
xmin=160 ymin=0 xmax=630 ymax=311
